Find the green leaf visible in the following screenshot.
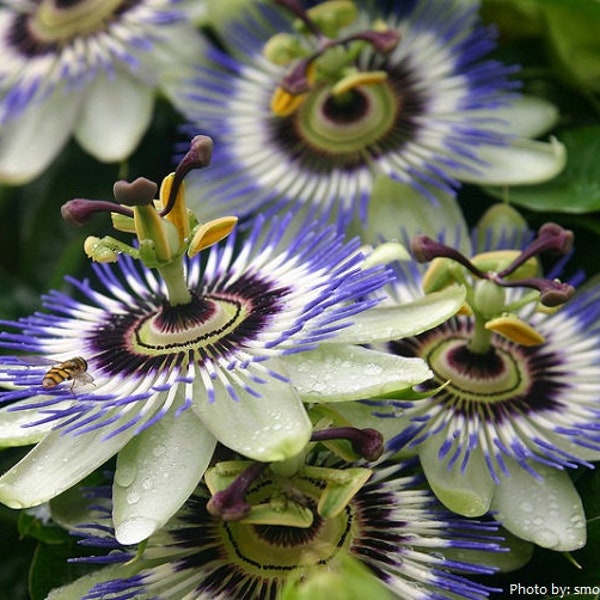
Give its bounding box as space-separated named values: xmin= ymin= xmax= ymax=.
xmin=485 ymin=126 xmax=600 ymax=213
xmin=541 ymin=0 xmax=600 ymax=92
xmin=17 ymin=511 xmax=69 ymax=545
xmin=29 ymin=538 xmax=93 ymax=600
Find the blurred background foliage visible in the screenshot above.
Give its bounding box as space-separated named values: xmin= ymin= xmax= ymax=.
xmin=1 ymin=0 xmax=600 ymax=598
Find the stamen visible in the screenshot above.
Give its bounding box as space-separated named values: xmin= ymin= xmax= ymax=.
xmin=161 ymin=135 xmax=214 ymax=218
xmin=61 ymin=199 xmax=133 ymax=226
xmin=311 ymin=427 xmax=384 ymax=461
xmin=206 ymin=461 xmax=267 ymax=521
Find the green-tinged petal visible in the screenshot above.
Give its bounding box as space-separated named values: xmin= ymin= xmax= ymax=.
xmin=444 ymin=526 xmax=534 ymax=574
xmin=330 ymin=285 xmax=467 ymax=344
xmin=191 ymin=359 xmax=311 ymax=463
xmin=449 ymin=137 xmax=567 ymax=186
xmin=420 ymin=438 xmax=495 ymax=517
xmin=0 ymin=402 xmax=73 ymax=447
xmin=0 ymin=423 xmax=137 ymax=509
xmin=284 ymin=344 xmax=432 ymax=403
xmin=113 ymin=407 xmax=217 ymax=545
xmin=469 ymin=96 xmax=559 ymax=138
xmin=490 ymin=460 xmax=587 ymax=551
xmin=363 ymin=175 xmax=469 ymax=252
xmin=74 ymin=69 xmax=154 ymax=163
xmin=46 ymin=564 xmax=142 ymax=600
xmin=0 ymin=88 xmax=81 ymax=184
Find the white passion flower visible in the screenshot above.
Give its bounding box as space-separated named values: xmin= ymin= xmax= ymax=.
xmin=0 ymin=136 xmax=460 ymax=547
xmin=359 ymin=207 xmax=600 ymax=552
xmin=0 ymin=0 xmax=207 ymax=184
xmin=47 ymin=445 xmax=503 ymax=600
xmin=177 ymin=0 xmax=565 ymax=227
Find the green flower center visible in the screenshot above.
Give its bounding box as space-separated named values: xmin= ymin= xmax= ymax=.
xmin=133 ymin=294 xmax=249 ymax=355
xmin=222 ymin=478 xmax=353 ymax=575
xmin=30 ymin=0 xmax=128 ymax=43
xmin=424 ymin=336 xmax=530 ymax=403
xmin=296 ymin=83 xmax=398 ymax=156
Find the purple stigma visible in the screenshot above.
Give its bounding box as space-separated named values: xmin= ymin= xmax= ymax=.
xmin=206 ymin=462 xmax=267 ymax=521
xmin=311 ymin=426 xmax=384 ymax=461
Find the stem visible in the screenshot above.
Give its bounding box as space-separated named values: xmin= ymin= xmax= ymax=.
xmin=158 ymin=260 xmax=192 ymax=306
xmin=467 ymin=313 xmax=493 ymax=354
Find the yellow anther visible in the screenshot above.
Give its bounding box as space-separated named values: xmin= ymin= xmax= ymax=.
xmin=271 ymin=86 xmax=307 ymax=117
xmin=188 ymin=216 xmax=238 ymax=258
xmin=331 ymin=70 xmax=388 ymax=96
xmin=158 ymin=173 xmax=191 ymax=245
xmin=485 ymin=314 xmax=546 ymax=347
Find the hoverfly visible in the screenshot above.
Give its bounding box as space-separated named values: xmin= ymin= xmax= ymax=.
xmin=41 ymin=356 xmax=94 ymax=391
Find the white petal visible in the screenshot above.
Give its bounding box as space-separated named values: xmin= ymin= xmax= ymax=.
xmin=491 ymin=460 xmax=587 ymax=551
xmin=363 ymin=176 xmax=469 ymax=252
xmin=191 ymin=359 xmax=311 ymax=462
xmin=46 ymin=564 xmax=140 ymax=600
xmin=0 ymin=402 xmax=73 ymax=446
xmin=0 ymin=425 xmax=137 ymax=509
xmin=112 ymin=407 xmax=217 ymax=545
xmin=470 ymin=96 xmax=559 ymax=138
xmin=331 ymin=285 xmax=466 ymax=344
xmin=420 ymin=438 xmax=496 ymax=517
xmin=74 ymin=70 xmax=154 ymax=162
xmin=284 ymin=344 xmax=432 ymax=403
xmin=450 ymin=137 xmax=567 ymax=186
xmin=0 ymin=90 xmax=81 ymax=184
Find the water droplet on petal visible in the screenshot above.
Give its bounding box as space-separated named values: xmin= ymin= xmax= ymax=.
xmin=114 ymin=464 xmax=137 ymax=487
xmin=534 ymin=528 xmax=559 ymax=548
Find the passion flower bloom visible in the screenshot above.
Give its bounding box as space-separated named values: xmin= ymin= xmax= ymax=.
xmin=47 ymin=444 xmax=502 ymax=600
xmin=177 ymin=0 xmax=565 ymax=226
xmin=0 ymin=0 xmax=207 ymax=184
xmin=0 ymin=136 xmax=452 ymax=547
xmin=359 ymin=205 xmax=600 ymax=551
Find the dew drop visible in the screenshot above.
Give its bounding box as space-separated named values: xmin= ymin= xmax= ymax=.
xmin=152 ymin=445 xmax=166 ymax=458
xmin=363 ymin=363 xmax=383 ymax=376
xmin=534 ymin=528 xmax=559 ymax=548
xmin=126 ymin=491 xmax=141 ymax=505
xmin=114 ymin=464 xmax=137 ymax=487
xmin=519 ymin=501 xmax=533 ymax=513
xmin=142 ymin=477 xmax=155 ymax=491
